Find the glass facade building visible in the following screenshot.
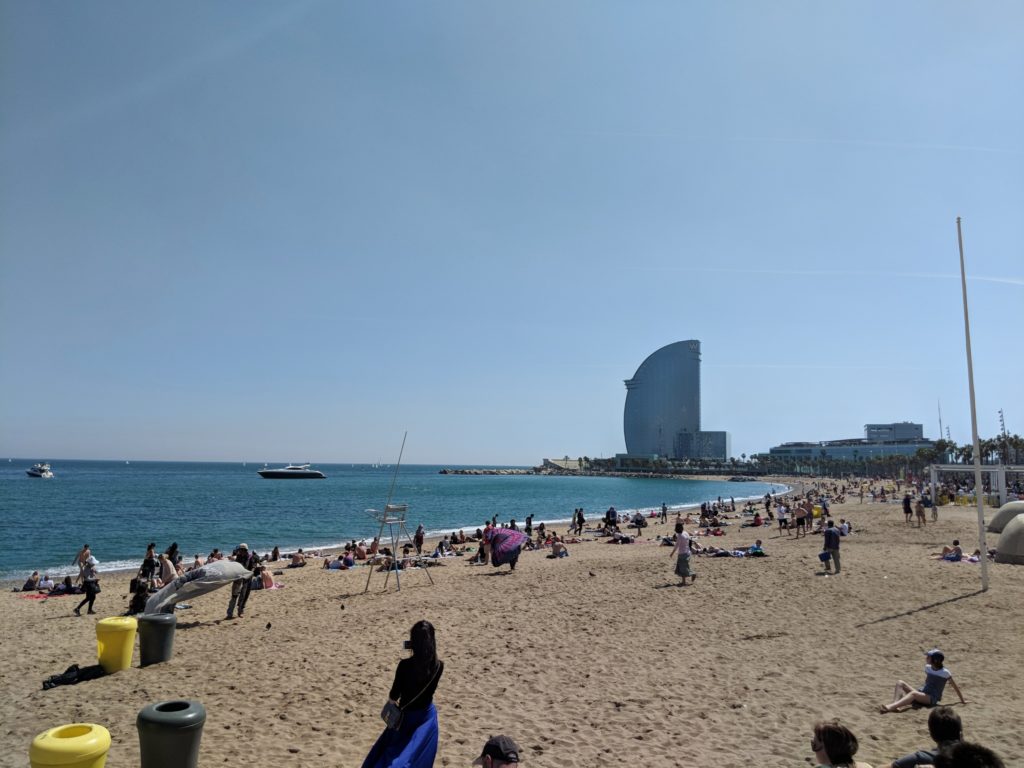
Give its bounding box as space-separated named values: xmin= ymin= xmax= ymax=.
xmin=623 ymin=340 xmax=728 ymax=460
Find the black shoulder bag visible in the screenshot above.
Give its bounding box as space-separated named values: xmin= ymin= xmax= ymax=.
xmin=381 ymin=664 xmax=441 ymax=730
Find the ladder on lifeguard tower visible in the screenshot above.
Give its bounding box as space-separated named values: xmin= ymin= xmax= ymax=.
xmin=363 ymin=434 xmax=434 ymax=593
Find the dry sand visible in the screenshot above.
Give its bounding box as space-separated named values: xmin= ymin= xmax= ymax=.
xmin=3 ymin=497 xmax=1023 ymax=767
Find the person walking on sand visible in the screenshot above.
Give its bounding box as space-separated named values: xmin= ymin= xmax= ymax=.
xmin=73 ymin=556 xmax=100 ymax=616
xmin=903 ymin=493 xmax=914 ymax=525
xmin=414 ymin=524 xmax=425 ymax=555
xmin=72 ymin=544 xmax=91 ymax=581
xmin=915 ymin=498 xmax=927 ymax=527
xmin=669 ymin=521 xmax=696 ymax=586
xmin=226 ymin=543 xmax=257 ymax=619
xmin=880 ymin=649 xmax=966 ymax=713
xmin=794 ymin=503 xmax=807 ymax=539
xmin=822 ymin=519 xmax=841 ymax=574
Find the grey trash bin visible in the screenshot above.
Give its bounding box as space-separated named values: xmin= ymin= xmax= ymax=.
xmin=137 ymin=700 xmax=206 ymax=768
xmin=138 ymin=613 xmax=177 ymax=667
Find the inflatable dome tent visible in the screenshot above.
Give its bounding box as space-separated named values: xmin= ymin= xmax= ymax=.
xmin=994 ymin=514 xmax=1024 ymax=565
xmin=988 ymin=501 xmax=1024 ymax=534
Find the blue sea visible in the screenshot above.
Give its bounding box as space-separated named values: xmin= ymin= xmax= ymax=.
xmin=0 ymin=460 xmax=784 ymax=580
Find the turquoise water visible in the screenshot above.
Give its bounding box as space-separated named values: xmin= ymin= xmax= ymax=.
xmin=0 ymin=460 xmax=782 ymax=580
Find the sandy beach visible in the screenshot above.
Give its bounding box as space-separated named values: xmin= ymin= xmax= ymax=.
xmin=4 ymin=494 xmax=1023 ymax=767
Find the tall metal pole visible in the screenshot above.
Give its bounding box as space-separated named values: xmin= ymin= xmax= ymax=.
xmin=956 ymin=217 xmax=989 ymax=592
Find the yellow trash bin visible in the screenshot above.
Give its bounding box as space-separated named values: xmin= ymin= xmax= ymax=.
xmin=96 ymin=616 xmax=137 ymax=673
xmin=30 ymin=723 xmax=112 ymax=768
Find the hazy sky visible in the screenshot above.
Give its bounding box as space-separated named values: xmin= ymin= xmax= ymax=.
xmin=2 ymin=1 xmax=1021 ymax=465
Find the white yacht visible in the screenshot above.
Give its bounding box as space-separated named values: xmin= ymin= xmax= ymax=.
xmin=27 ymin=462 xmax=54 ymax=478
xmin=257 ymin=463 xmax=326 ymax=479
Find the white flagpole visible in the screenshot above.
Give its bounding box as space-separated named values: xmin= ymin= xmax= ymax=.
xmin=956 ymin=217 xmax=989 ymax=592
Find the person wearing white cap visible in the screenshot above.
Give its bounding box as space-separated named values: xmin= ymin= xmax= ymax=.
xmin=879 ymin=649 xmax=966 ymax=713
xmin=472 ymin=736 xmax=521 ymax=767
xmin=73 ymin=555 xmax=100 ymax=616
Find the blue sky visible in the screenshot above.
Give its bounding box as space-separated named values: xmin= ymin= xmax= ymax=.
xmin=1 ymin=1 xmax=1021 ymax=464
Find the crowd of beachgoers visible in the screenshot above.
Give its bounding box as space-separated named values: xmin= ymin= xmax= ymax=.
xmin=9 ymin=476 xmax=1018 ymax=767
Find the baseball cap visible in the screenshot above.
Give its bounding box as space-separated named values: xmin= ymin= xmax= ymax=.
xmin=238 ymin=543 xmax=248 ymax=550
xmin=473 ymin=736 xmax=521 ymax=765
xmin=925 ymin=648 xmax=944 ymax=661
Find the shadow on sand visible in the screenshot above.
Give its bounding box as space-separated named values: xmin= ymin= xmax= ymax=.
xmin=855 ymin=590 xmax=985 ymax=628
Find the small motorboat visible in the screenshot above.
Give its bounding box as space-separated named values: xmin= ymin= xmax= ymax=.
xmin=257 ymin=463 xmax=326 ymax=479
xmin=27 ymin=462 xmax=54 ymax=478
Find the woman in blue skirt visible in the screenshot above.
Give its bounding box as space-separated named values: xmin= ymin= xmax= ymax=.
xmin=363 ymin=620 xmax=444 ymax=768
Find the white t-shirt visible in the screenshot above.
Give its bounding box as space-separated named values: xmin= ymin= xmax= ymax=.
xmin=777 ymin=506 xmax=788 ymax=520
xmin=674 ymin=531 xmax=691 ymax=556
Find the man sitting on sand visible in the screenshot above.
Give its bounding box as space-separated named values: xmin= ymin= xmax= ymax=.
xmin=289 ymin=549 xmax=307 ymax=568
xmin=888 ymin=707 xmax=961 ymax=768
xmin=548 ymin=538 xmax=569 ymax=558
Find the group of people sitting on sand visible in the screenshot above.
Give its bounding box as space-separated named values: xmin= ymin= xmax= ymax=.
xmin=928 ymin=540 xmax=996 ymax=564
xmin=17 ymin=572 xmax=80 ymax=595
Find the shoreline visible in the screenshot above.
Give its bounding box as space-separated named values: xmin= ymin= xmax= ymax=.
xmin=3 ymin=480 xmax=795 ymax=585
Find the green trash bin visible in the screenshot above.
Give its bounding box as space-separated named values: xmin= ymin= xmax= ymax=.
xmin=136 ymin=700 xmax=205 ymax=768
xmin=137 ymin=613 xmax=177 ymax=667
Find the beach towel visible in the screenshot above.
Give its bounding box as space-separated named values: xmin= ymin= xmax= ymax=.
xmin=489 ymin=529 xmax=528 ymax=567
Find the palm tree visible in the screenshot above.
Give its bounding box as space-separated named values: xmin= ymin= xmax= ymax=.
xmin=956 ymin=444 xmax=973 ymax=465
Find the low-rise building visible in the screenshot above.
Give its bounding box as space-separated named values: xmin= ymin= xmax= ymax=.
xmin=766 ymin=422 xmax=934 ymax=462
